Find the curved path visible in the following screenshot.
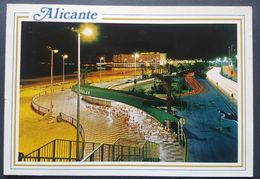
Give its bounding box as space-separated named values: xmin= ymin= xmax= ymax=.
xmin=180 ymin=72 xmax=205 ymax=96
xmin=206 ymin=67 xmax=238 ymax=103
xmin=178 ymin=78 xmax=237 ymax=162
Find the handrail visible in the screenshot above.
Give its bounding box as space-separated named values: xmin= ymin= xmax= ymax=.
xmin=183 ymin=133 xmax=188 ymax=162
xmin=20 ymin=139 xmax=100 ymax=162
xmin=30 ymin=87 xmax=86 ymax=143
xmin=24 ymin=139 xmax=55 ymax=157
xmin=82 ymin=138 xmax=160 ymax=162
xmin=59 ymin=112 xmax=85 ymax=142
xmin=81 ymin=143 xmax=104 ymax=162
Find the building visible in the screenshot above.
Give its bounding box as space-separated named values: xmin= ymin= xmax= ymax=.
xmin=112 ymin=52 xmax=167 ymax=65
xmin=168 ymin=59 xmax=203 ymax=66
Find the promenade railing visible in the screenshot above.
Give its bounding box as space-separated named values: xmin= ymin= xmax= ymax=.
xmin=30 ymin=87 xmax=86 ymax=142
xmin=19 ymin=139 xmax=100 ymax=162
xmin=81 ymin=138 xmax=160 ymax=162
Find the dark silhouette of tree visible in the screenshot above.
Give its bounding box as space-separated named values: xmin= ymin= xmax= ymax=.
xmin=141 ymin=63 xmax=145 ymax=79
xmin=155 ymin=74 xmax=175 ymax=113
xmin=191 ymin=62 xmax=209 ymax=78
xmin=150 ymin=65 xmax=155 ymax=76
xmin=80 ymin=67 xmax=94 ymax=85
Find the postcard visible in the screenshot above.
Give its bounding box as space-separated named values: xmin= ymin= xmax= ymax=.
xmin=3 ymin=4 xmax=253 ymax=177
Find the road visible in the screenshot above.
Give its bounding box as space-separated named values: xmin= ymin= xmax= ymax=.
xmin=178 ymin=78 xmax=237 ymax=162
xmin=178 ymin=72 xmax=205 ymax=96
xmin=20 ymin=68 xmax=139 ymax=86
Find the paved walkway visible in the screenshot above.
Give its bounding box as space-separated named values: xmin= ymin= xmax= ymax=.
xmin=179 ymin=72 xmax=205 ymax=96
xmin=35 ymin=90 xmax=184 ymax=162
xmin=207 ymin=67 xmax=238 ymax=102
xmin=92 ymin=77 xmax=135 ymax=89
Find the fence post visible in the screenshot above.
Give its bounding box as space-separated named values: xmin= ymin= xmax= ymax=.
xmin=112 ymin=145 xmax=115 ymax=161
xmin=18 ymin=152 xmax=24 ymax=162
xmin=101 ymin=145 xmax=104 ymax=161
xmin=108 ymin=145 xmax=110 ymax=161
xmin=134 ymin=147 xmax=136 ymax=161
xmin=139 ymin=148 xmax=141 ymax=161
xmin=142 ymin=146 xmax=145 ymax=161
xmin=128 ymin=147 xmax=130 ymax=161
xmin=52 ymin=140 xmax=56 ymax=162
xmin=121 ymin=146 xmax=123 ymax=161
xmin=81 ymin=141 xmax=84 ymax=160
xmin=37 ymin=149 xmax=40 ymax=162
xmin=69 ymin=140 xmax=72 ymax=161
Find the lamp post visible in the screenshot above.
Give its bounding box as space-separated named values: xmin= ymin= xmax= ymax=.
xmin=46 ymin=46 xmax=59 ymax=113
xmin=76 ymin=32 xmax=81 ymax=161
xmin=99 ymin=56 xmax=104 ymax=82
xmin=73 ymin=24 xmax=98 ymax=161
xmin=133 ymin=53 xmax=139 ymax=79
xmin=124 ymin=58 xmax=127 ymax=78
xmin=61 ymin=54 xmax=68 ymax=91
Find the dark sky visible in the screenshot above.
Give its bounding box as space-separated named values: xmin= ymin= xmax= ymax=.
xmin=21 ymin=22 xmax=237 ymax=79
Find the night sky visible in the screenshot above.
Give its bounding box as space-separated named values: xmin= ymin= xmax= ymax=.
xmin=21 ymin=22 xmax=237 ymax=79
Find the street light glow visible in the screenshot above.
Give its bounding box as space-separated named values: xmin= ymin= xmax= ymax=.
xmin=79 ymin=23 xmax=99 ymax=42
xmin=134 ymin=53 xmax=140 ymax=58
xmin=63 ymin=54 xmax=68 ymax=59
xmin=61 ymin=54 xmax=68 ymax=91
xmin=83 ymin=28 xmax=93 ymax=36
xmin=53 ymin=49 xmax=59 ymax=53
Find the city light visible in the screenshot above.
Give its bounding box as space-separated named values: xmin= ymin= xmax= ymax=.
xmin=133 ymin=52 xmax=139 ymax=79
xmin=99 ymin=56 xmax=105 ymax=81
xmin=78 ymin=23 xmax=99 ymax=42
xmin=83 ymin=28 xmax=93 ymax=36
xmin=61 ymin=54 xmax=69 ymax=90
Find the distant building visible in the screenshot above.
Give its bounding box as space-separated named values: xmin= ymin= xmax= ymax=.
xmin=112 ymin=52 xmax=167 ymax=65
xmin=168 ymin=59 xmax=203 ymax=65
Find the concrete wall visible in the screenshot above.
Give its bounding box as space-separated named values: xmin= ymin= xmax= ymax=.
xmin=82 ymin=95 xmax=112 ymax=107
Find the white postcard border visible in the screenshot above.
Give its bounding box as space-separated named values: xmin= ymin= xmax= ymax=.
xmin=4 ymin=4 xmax=253 ymax=177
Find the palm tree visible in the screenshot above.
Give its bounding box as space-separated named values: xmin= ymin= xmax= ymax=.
xmin=80 ymin=67 xmax=94 ymax=85
xmin=155 ymin=74 xmax=175 ymax=114
xmin=149 ymin=65 xmax=155 ymax=76
xmin=140 ymin=63 xmax=145 ymax=79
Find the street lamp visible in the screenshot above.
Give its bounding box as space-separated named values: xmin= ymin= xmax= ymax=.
xmin=61 ymin=54 xmax=68 ymax=91
xmin=99 ymin=56 xmax=104 ymax=82
xmin=72 ymin=24 xmax=98 ymax=161
xmin=133 ymin=53 xmax=139 ymax=79
xmin=46 ymin=46 xmax=59 ymax=113
xmin=156 ymin=57 xmax=159 ymax=74
xmin=124 ymin=58 xmax=127 ymax=78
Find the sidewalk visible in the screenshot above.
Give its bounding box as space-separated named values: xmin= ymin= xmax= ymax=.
xmin=206 ymin=67 xmax=238 ymax=103
xmin=19 ymin=84 xmax=76 ymax=154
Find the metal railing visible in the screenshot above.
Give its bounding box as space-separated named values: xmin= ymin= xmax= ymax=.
xmin=59 ymin=112 xmax=85 ymax=143
xmin=19 ymin=139 xmax=100 ymax=162
xmin=31 ymin=93 xmax=50 ymax=115
xmin=31 ymin=87 xmax=71 ymax=115
xmin=177 ymin=119 xmax=188 ymax=162
xmin=81 ymin=138 xmax=160 ymax=162
xmin=30 ymin=87 xmax=86 ymax=143
xmin=19 ymin=138 xmax=160 ymax=162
